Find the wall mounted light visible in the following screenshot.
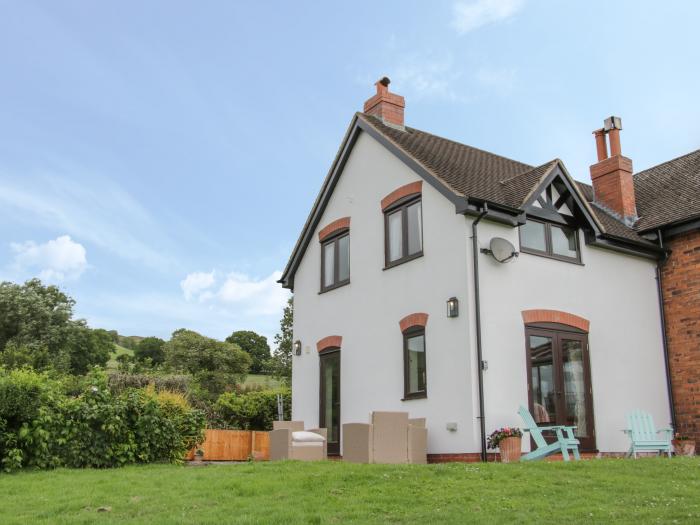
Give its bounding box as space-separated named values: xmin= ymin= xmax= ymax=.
xmin=294 ymin=340 xmax=302 ymax=356
xmin=446 ymin=297 xmax=459 ymax=318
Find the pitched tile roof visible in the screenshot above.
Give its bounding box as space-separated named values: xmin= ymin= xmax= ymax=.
xmin=359 ymin=114 xmax=532 ymax=202
xmin=633 ymin=149 xmax=700 ymax=232
xmin=360 ymin=113 xmax=656 ymax=246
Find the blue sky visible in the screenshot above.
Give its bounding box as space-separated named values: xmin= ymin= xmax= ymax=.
xmin=1 ymin=1 xmax=698 ymax=343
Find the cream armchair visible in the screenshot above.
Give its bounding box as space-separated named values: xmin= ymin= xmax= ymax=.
xmin=270 ymin=421 xmax=327 ymax=461
xmin=342 ymin=412 xmax=427 ymax=464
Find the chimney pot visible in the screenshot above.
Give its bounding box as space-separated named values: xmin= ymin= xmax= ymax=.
xmin=589 ymin=116 xmax=637 ymax=222
xmin=364 ymin=77 xmax=405 ymax=128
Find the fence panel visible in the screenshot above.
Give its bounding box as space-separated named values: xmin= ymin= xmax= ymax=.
xmin=188 ymin=429 xmax=270 ymax=461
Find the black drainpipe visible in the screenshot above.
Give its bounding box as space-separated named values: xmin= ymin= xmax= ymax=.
xmin=655 ymin=228 xmax=677 ymax=429
xmin=471 ymin=204 xmax=488 ymax=462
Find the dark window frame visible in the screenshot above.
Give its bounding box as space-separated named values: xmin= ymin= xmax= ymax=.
xmin=318 ymin=347 xmax=341 ymax=455
xmin=519 ymin=218 xmax=582 ymax=264
xmin=384 ymin=195 xmax=424 ymax=269
xmin=402 ymin=326 xmax=427 ymax=400
xmin=524 ymin=323 xmax=596 ymax=451
xmin=320 ymin=230 xmax=350 ymax=293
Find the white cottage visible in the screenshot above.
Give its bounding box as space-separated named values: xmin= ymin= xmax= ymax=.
xmin=279 ymin=78 xmax=672 ymax=460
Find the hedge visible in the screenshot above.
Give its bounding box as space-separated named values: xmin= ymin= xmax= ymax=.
xmin=0 ymin=368 xmax=205 ymax=472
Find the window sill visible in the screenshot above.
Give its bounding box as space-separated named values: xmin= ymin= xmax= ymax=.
xmin=520 ymin=249 xmax=583 ymax=266
xmin=318 ymin=280 xmax=350 ymax=294
xmin=401 ymin=393 xmax=427 ymax=401
xmin=383 ymin=252 xmax=424 ymax=270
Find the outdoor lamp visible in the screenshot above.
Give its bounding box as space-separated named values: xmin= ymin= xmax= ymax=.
xmin=446 ymin=297 xmax=459 ymax=318
xmin=294 ymin=340 xmax=302 ymax=356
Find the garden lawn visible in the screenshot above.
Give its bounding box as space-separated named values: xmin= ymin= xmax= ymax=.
xmin=1 ymin=458 xmax=699 ymax=524
xmin=242 ymin=373 xmax=281 ymax=389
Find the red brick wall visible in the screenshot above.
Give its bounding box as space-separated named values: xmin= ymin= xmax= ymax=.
xmin=661 ymin=229 xmax=700 ymax=441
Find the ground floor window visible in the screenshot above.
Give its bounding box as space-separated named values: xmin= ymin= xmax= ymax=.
xmin=403 ymin=328 xmax=427 ymax=399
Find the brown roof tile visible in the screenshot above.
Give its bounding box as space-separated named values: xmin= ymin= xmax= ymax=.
xmin=633 ymin=149 xmax=700 ymax=231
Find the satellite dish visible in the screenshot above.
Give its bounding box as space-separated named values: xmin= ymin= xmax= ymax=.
xmin=485 ymin=237 xmax=518 ymax=263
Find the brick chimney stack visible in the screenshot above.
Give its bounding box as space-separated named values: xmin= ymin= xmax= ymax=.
xmin=589 ymin=116 xmax=637 ymax=223
xmin=363 ymin=77 xmax=405 ymax=129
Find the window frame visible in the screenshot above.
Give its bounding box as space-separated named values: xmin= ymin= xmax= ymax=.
xmin=384 ymin=195 xmax=424 ymax=269
xmin=320 ymin=230 xmax=350 ymax=293
xmin=519 ymin=218 xmax=582 ymax=264
xmin=402 ymin=326 xmax=427 ymax=400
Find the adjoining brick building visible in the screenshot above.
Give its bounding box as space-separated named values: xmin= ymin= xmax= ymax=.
xmin=632 ymin=150 xmax=700 ymax=443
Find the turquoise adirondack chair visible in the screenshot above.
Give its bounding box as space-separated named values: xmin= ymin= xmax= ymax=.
xmin=622 ymin=410 xmax=673 ymax=458
xmin=518 ymin=405 xmax=581 ymax=462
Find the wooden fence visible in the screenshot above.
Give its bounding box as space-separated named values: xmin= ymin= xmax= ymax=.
xmin=187 ymin=429 xmax=270 ymax=461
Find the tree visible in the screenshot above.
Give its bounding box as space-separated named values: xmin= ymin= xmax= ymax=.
xmin=225 ymin=330 xmax=270 ymax=374
xmin=0 ymin=279 xmax=109 ymax=374
xmin=164 ymin=329 xmax=251 ymax=402
xmin=270 ymin=297 xmax=293 ymax=382
xmin=134 ymin=337 xmax=166 ymax=365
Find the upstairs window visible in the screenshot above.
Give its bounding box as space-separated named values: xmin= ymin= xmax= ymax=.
xmin=520 ymin=219 xmax=580 ymax=263
xmin=385 ymin=197 xmax=423 ymax=267
xmin=321 ymin=232 xmax=350 ymax=292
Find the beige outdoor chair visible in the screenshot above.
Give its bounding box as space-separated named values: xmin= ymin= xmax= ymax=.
xmin=342 ymin=412 xmax=427 ymax=464
xmin=269 ymin=421 xmax=327 ymax=461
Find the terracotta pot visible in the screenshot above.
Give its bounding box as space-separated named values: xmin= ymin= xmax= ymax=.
xmin=672 ymin=440 xmax=696 ymax=457
xmin=499 ymin=436 xmax=522 ymax=463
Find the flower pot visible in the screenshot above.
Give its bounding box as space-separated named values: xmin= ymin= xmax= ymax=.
xmin=672 ymin=440 xmax=696 ymax=457
xmin=499 ymin=436 xmax=522 ymax=463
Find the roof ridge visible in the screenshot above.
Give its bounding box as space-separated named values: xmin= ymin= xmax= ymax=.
xmin=634 ymin=147 xmax=700 ymax=178
xmin=361 ymin=112 xmax=534 ymax=172
xmin=499 ymin=159 xmax=558 ymax=185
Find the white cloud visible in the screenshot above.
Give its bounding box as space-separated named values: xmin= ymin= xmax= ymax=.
xmin=453 ymin=0 xmax=525 ymax=34
xmin=180 ymin=271 xmax=216 ymax=301
xmin=11 ymin=235 xmax=88 ymax=281
xmin=218 ymin=271 xmax=288 ymax=315
xmin=181 ymin=269 xmax=289 ymax=317
xmin=0 ymin=172 xmax=176 ymax=272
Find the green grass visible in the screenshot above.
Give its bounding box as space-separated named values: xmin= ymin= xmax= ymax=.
xmin=242 ymin=374 xmax=281 ymax=389
xmin=1 ymin=458 xmax=698 ymax=524
xmin=106 ymin=344 xmax=134 ymax=370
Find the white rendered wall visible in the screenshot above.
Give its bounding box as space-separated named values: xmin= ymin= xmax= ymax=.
xmin=291 ymin=129 xmax=670 ymax=455
xmin=475 ymin=219 xmax=671 ymax=453
xmin=292 ymin=130 xmax=478 ymax=454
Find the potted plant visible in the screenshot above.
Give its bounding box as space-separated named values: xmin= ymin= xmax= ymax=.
xmin=193 ymin=448 xmax=205 ymax=464
xmin=672 ymin=433 xmax=696 ymax=457
xmin=487 ymin=427 xmax=523 ymax=463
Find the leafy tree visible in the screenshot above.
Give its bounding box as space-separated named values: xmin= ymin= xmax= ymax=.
xmin=65 ymin=324 xmax=112 ymax=374
xmin=270 ymin=297 xmax=293 ymax=382
xmin=0 ymin=279 xmax=73 ymax=360
xmin=164 ymin=329 xmax=251 ymax=402
xmin=225 ymin=330 xmax=270 ymax=374
xmin=0 ymin=279 xmax=110 ymax=374
xmin=134 ymin=337 xmax=166 ymax=365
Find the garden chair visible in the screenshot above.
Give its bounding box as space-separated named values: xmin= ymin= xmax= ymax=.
xmin=622 ymin=410 xmax=673 ymax=458
xmin=342 ymin=412 xmax=427 ymax=464
xmin=518 ymin=405 xmax=580 ymax=461
xmin=270 ymin=421 xmax=327 ymax=461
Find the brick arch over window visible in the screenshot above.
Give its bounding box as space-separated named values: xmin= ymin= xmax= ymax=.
xmin=318 ymin=217 xmax=350 ymax=242
xmin=381 ymin=181 xmax=422 ymax=211
xmin=316 ymin=335 xmax=342 ymax=353
xmin=521 ymin=309 xmax=590 ymax=332
xmin=399 ymin=312 xmax=429 ymax=333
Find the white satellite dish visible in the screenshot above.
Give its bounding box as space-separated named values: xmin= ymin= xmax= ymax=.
xmin=484 ymin=237 xmax=518 ymax=263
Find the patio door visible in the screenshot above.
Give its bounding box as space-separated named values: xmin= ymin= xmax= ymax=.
xmin=525 ymin=325 xmax=596 ymax=450
xmin=319 ymin=349 xmax=340 ymax=455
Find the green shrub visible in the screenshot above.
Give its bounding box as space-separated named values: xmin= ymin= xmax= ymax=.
xmin=0 ymin=368 xmax=205 ymax=472
xmin=107 ymin=372 xmax=192 ymax=395
xmin=215 ymin=388 xmax=291 ymax=431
